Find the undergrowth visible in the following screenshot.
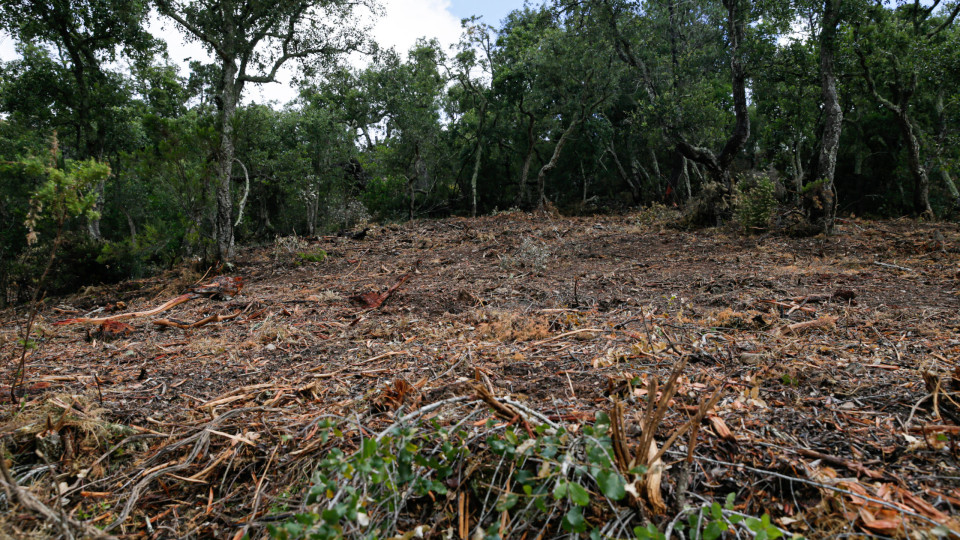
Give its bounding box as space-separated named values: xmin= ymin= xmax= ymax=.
xmin=267 ymin=412 xmax=793 ymax=540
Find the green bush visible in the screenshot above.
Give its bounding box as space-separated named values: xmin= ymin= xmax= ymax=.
xmin=266 ymin=410 xmax=794 ymax=540
xmin=735 ymin=175 xmax=777 ymax=232
xmin=297 ymin=249 xmax=327 ymax=264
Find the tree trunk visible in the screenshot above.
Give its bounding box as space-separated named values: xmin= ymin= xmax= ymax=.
xmin=518 ymin=110 xmax=537 ymax=207
xmin=899 ymin=113 xmax=934 ymax=218
xmin=470 ymin=143 xmax=482 ymax=217
xmin=120 ymin=207 xmax=137 ymax=247
xmin=805 ymin=0 xmax=842 ymax=233
xmin=855 ymin=26 xmax=933 ymax=219
xmin=717 ymin=0 xmax=750 ymax=181
xmin=215 ymin=61 xmax=240 ymax=261
xmin=87 ymin=180 xmax=105 ymax=242
xmin=940 ymin=160 xmax=960 ymax=201
xmin=675 ymin=0 xmax=749 ymax=226
xmin=537 ymin=115 xmax=582 ymax=209
xmin=608 ymin=143 xmax=641 ymax=200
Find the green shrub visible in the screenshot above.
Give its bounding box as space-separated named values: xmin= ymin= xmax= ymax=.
xmin=297 ymin=249 xmax=327 ymax=264
xmin=735 ymin=175 xmax=777 ymax=232
xmin=266 ymin=410 xmax=794 ymax=540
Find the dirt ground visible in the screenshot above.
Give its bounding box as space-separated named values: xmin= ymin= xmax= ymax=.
xmin=2 ymin=210 xmax=960 ymax=538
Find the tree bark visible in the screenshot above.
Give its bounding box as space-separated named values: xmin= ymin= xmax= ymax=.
xmin=608 ymin=143 xmax=641 ymax=200
xmin=470 ymin=144 xmax=483 ymax=217
xmin=675 ymin=0 xmax=749 ymax=193
xmin=215 ymin=60 xmax=240 ymax=261
xmin=899 ymin=113 xmax=933 ymax=217
xmin=519 ymin=107 xmax=537 ymax=207
xmin=805 ymin=0 xmax=842 ymax=233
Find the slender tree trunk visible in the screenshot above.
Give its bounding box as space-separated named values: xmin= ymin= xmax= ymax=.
xmin=675 ymin=0 xmax=749 ymax=226
xmin=215 ymin=61 xmax=239 ymax=261
xmin=87 ymin=180 xmax=105 ymax=241
xmin=608 ymin=143 xmax=641 ymax=200
xmin=717 ymin=0 xmax=750 ymax=182
xmin=649 ymin=147 xmax=662 ymax=184
xmin=120 ymin=207 xmax=137 ymax=247
xmin=408 ymin=175 xmax=416 ymax=221
xmin=537 ymin=115 xmax=582 ymax=209
xmin=470 ymin=144 xmax=482 ymax=217
xmin=806 ymin=0 xmax=842 ymax=233
xmin=898 ymin=113 xmax=934 ymax=217
xmin=519 ymin=111 xmax=537 ymax=207
xmin=940 ymin=160 xmax=960 ymax=200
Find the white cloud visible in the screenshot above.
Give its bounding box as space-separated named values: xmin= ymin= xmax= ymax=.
xmin=2 ymin=0 xmax=465 ymax=107
xmin=373 ymin=0 xmax=463 ymax=56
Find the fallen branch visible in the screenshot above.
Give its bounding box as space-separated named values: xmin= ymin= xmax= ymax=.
xmin=55 ymin=276 xmax=244 ymax=326
xmin=795 ymin=447 xmax=885 ymax=480
xmin=153 ymin=311 xmax=242 ymax=330
xmin=474 ymin=383 xmax=524 ymax=422
xmin=874 ymin=261 xmax=913 ymax=272
xmin=350 ymin=272 xmax=412 ymax=309
xmin=55 ymin=293 xmax=195 ymax=326
xmin=778 ymin=315 xmax=838 ymax=336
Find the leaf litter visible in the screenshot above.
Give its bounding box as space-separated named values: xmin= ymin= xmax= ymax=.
xmin=0 ymin=211 xmax=959 ymax=538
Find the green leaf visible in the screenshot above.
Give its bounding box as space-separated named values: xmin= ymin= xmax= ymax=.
xmin=596 ymin=470 xmax=626 ymax=501
xmin=704 ymin=520 xmax=725 ymax=540
xmin=496 ymin=493 xmax=519 ymax=511
xmin=553 ymin=480 xmax=568 ymax=500
xmin=562 ymin=507 xmax=587 ymax=533
xmin=321 ymin=508 xmax=342 ymax=525
xmin=360 ymin=438 xmax=377 ymax=458
xmin=569 ymin=481 xmax=590 ymax=506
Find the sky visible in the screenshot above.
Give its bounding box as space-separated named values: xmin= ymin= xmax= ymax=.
xmin=0 ymin=0 xmax=526 ymax=106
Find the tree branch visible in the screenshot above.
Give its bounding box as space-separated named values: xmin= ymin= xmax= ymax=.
xmin=155 ymin=0 xmax=230 ymax=59
xmin=854 ymin=38 xmax=901 ymax=115
xmin=927 ymin=2 xmax=960 ymax=37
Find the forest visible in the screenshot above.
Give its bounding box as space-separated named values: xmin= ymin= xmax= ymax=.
xmin=0 ymin=0 xmax=958 ymax=300
xmin=1 ymin=1 xmax=960 ymax=539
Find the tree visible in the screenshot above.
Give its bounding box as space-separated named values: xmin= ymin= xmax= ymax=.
xmin=0 ymin=0 xmax=155 ymax=159
xmin=804 ymin=0 xmax=843 ymax=233
xmin=155 ymin=0 xmax=373 ymax=261
xmin=362 ymin=41 xmax=449 ymax=219
xmin=853 ymin=1 xmax=960 ymax=218
xmin=0 ymin=0 xmax=157 ymax=240
xmin=451 ymin=18 xmax=498 ymax=217
xmin=593 ymin=0 xmax=759 ymax=224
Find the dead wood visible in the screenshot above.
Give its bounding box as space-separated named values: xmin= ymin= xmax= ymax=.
xmin=795 ymin=447 xmax=886 ymax=480
xmin=153 ymin=310 xmax=242 ymax=330
xmin=778 ymin=315 xmax=838 ymax=335
xmin=0 ymin=444 xmax=116 ymax=540
xmin=54 ymin=276 xmax=243 ymax=326
xmin=350 ymin=272 xmax=413 ymax=309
